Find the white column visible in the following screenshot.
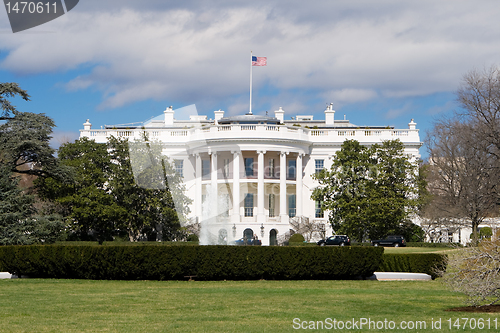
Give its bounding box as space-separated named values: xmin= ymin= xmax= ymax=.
xmin=195 ymin=153 xmax=202 ymax=220
xmin=210 ymin=152 xmax=218 ymax=219
xmin=280 ymin=151 xmax=288 ymax=224
xmin=257 ymin=150 xmax=265 ymax=222
xmin=296 ymin=153 xmax=303 ymax=217
xmin=232 ymin=151 xmax=240 ymax=223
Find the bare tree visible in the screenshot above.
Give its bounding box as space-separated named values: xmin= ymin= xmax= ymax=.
xmin=434 ymin=67 xmax=500 ymax=306
xmin=289 ymin=216 xmax=325 ymax=242
xmin=418 ymin=213 xmax=464 ymax=243
xmin=444 ymin=239 xmax=500 ymax=306
xmin=426 ymin=120 xmax=499 ymax=240
xmin=458 ymin=66 xmax=500 ymax=156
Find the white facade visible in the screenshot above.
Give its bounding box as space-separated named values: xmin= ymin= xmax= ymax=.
xmin=80 ymin=105 xmax=421 ymax=245
xmin=419 ymin=217 xmax=500 ymax=246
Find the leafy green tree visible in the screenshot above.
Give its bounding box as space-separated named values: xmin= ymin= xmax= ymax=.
xmin=0 ymin=82 xmax=30 ymax=121
xmin=0 ymin=164 xmax=65 ymax=245
xmin=40 ymin=137 xmax=127 ymax=244
xmin=1 ymin=82 xmax=69 ymax=182
xmin=39 ymin=135 xmax=191 ymax=243
xmin=312 ymin=139 xmax=420 ymax=241
xmin=1 ymin=110 xmax=69 ymax=181
xmin=0 ymin=82 xmax=66 ymax=244
xmin=0 ymin=163 xmax=35 ymax=244
xmin=312 ymin=140 xmax=373 ymax=241
xmin=368 ymin=140 xmax=421 ymax=239
xmin=108 ymin=135 xmax=190 ymax=241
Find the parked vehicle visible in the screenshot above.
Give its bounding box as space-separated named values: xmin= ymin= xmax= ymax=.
xmin=317 ymin=235 xmax=350 ymax=246
xmin=371 ymin=235 xmax=406 ymax=247
xmin=233 ymin=237 xmax=262 ymax=246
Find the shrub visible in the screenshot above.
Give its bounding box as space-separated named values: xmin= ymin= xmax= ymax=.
xmin=444 ymin=239 xmax=500 ymax=306
xmin=186 ymin=234 xmax=199 ymax=242
xmin=0 ymin=245 xmax=384 ymax=280
xmin=479 ymin=227 xmax=492 ymax=239
xmin=289 ymin=233 xmax=305 ymax=243
xmin=378 ymin=253 xmax=447 ymax=279
xmin=399 ymin=223 xmax=425 ymax=242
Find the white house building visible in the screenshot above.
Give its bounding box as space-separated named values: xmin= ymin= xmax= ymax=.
xmin=80 ymin=104 xmax=422 ymax=245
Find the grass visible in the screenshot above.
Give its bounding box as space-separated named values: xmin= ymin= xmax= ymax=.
xmin=383 ymin=247 xmax=455 ymax=254
xmin=0 ymin=278 xmax=496 ymax=332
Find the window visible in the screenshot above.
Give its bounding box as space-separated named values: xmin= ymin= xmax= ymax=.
xmin=244 ymin=158 xmax=254 ymax=177
xmin=288 ymin=194 xmax=296 ymax=217
xmin=269 ymin=194 xmax=275 ymax=217
xmin=288 ymin=160 xmax=296 ymax=179
xmin=244 ymin=193 xmax=254 ymax=217
xmin=268 ymin=158 xmax=275 ymax=178
xmin=202 ymin=159 xmax=210 ymax=179
xmin=315 ymin=159 xmax=324 ymax=174
xmin=315 ymin=201 xmax=324 ymax=218
xmin=174 ymin=159 xmax=183 ymax=177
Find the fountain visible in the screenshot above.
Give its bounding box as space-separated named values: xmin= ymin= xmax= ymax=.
xmin=199 ymin=184 xmax=235 ymax=245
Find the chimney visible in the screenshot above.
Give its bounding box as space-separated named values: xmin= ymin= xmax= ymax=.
xmin=408 ymin=119 xmax=417 ymax=130
xmin=83 ymin=119 xmax=91 ymax=130
xmin=325 ymin=103 xmax=335 ymax=125
xmin=164 ymin=106 xmax=174 ymax=126
xmin=214 ymin=110 xmax=224 ymax=124
xmin=274 ymin=107 xmax=285 ymax=123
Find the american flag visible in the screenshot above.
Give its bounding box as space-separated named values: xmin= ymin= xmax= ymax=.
xmin=252 ymin=56 xmax=267 ymax=66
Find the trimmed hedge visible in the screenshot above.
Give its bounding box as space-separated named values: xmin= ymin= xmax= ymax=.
xmin=289 ymin=234 xmax=305 ymax=243
xmin=0 ymin=245 xmax=384 ymax=280
xmin=288 ymin=242 xmax=316 ymax=246
xmin=379 ymin=253 xmax=447 ymax=279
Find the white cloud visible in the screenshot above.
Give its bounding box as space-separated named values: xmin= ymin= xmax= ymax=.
xmin=1 ymin=1 xmax=500 ymax=112
xmin=425 ymin=100 xmax=457 ymax=116
xmin=385 ymin=103 xmax=413 ymax=120
xmin=325 ymin=89 xmax=378 ymax=105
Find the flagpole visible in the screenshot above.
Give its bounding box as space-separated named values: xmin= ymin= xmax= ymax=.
xmin=249 ymin=51 xmax=253 ymax=115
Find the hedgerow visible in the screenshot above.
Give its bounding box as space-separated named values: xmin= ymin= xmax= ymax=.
xmin=0 ymin=245 xmax=384 ymax=280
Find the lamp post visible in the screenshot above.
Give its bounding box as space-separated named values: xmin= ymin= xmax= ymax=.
xmin=260 ymin=223 xmax=265 ymax=238
xmin=232 ymin=224 xmax=237 ymax=238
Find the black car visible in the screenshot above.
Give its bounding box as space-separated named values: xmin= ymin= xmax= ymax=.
xmin=317 ymin=235 xmax=350 ymax=246
xmin=233 ymin=237 xmax=262 ymax=246
xmin=371 ymin=235 xmax=406 ymax=247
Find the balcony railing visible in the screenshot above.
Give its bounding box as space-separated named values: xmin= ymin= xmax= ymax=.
xmin=244 ymin=208 xmax=254 ymax=217
xmin=82 ymin=124 xmax=419 ymax=144
xmin=202 ymin=170 xmax=299 ymax=181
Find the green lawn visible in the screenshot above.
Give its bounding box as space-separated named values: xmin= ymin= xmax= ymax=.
xmin=0 ymin=278 xmax=496 ymax=332
xmin=383 ymin=246 xmax=456 ymax=254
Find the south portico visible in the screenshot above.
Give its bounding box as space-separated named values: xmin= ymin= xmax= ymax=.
xmin=188 ymin=141 xmax=309 ymax=246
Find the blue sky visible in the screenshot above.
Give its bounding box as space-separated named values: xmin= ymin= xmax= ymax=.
xmin=2 ymin=0 xmax=500 ymax=160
